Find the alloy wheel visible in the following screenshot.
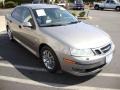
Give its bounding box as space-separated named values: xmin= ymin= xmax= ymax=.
xmin=42 ymin=50 xmax=55 ymax=70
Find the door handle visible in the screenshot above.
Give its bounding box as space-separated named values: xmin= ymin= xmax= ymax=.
xmin=19 ymin=25 xmax=22 ymax=29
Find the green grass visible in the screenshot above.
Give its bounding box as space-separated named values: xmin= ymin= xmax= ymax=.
xmin=68 ymin=10 xmax=81 ymax=16
xmin=68 ymin=9 xmax=90 ymax=17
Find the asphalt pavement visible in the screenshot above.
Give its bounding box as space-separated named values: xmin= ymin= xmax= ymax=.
xmin=0 ymin=9 xmax=120 ymax=90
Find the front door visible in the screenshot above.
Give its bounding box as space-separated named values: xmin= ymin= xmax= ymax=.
xmin=19 ymin=7 xmax=38 ymax=54
xmin=105 ymin=0 xmax=116 ymax=9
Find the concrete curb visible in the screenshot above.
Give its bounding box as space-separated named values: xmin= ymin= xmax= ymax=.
xmin=0 ymin=16 xmax=6 ymax=33
xmin=78 ymin=16 xmax=93 ymax=20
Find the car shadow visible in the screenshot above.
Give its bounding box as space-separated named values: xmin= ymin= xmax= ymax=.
xmin=0 ymin=33 xmax=97 ymax=87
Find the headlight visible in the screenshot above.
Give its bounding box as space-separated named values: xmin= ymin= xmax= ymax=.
xmin=70 ymin=48 xmax=94 ymax=57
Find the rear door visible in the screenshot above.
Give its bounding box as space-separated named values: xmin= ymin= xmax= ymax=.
xmin=109 ymin=0 xmax=116 ymax=9
xmin=105 ymin=0 xmax=111 ymax=8
xmin=10 ymin=7 xmax=24 ymax=40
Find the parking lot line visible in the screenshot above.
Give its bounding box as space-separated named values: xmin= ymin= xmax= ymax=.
xmin=98 ymin=73 xmax=120 ymax=78
xmin=0 ymin=75 xmax=119 ymax=90
xmin=0 ymin=63 xmax=47 ymax=72
xmin=0 ymin=62 xmax=120 ymax=78
xmin=0 ymin=16 xmax=6 ymax=32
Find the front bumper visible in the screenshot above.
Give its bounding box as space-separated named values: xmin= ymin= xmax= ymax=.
xmin=62 ymin=52 xmax=113 ymax=76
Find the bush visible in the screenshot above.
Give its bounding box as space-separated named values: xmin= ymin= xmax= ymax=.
xmin=55 ymin=0 xmax=59 ymax=3
xmin=72 ymin=12 xmax=76 ymax=16
xmin=5 ymin=0 xmax=21 ymax=5
xmin=0 ymin=2 xmax=3 ymax=8
xmin=6 ymin=0 xmax=33 ymax=4
xmin=5 ymin=1 xmax=17 ymax=8
xmin=79 ymin=11 xmax=86 ymax=17
xmin=68 ymin=0 xmax=74 ymax=3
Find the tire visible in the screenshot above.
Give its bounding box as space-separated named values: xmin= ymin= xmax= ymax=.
xmin=40 ymin=46 xmax=61 ymax=73
xmin=115 ymin=6 xmax=120 ymax=11
xmin=94 ymin=5 xmax=99 ymax=10
xmin=7 ymin=26 xmax=14 ymax=41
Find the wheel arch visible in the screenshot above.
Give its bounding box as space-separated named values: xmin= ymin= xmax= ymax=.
xmin=38 ymin=43 xmax=62 ymax=71
xmin=38 ymin=43 xmax=58 ymax=58
xmin=116 ymin=6 xmax=120 ymax=8
xmin=115 ymin=6 xmax=120 ymax=11
xmin=95 ymin=4 xmax=99 ymax=7
xmin=39 ymin=43 xmax=50 ymax=53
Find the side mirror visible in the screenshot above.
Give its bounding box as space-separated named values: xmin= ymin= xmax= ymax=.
xmin=23 ymin=22 xmax=32 ymax=28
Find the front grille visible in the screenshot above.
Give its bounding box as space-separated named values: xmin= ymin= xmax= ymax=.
xmin=95 ymin=49 xmax=102 ymax=55
xmin=93 ymin=43 xmax=111 ymax=55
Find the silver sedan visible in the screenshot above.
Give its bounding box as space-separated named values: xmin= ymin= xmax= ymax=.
xmin=6 ymin=4 xmax=115 ymax=76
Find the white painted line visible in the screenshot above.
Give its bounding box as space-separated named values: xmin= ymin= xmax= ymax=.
xmin=0 ymin=75 xmax=54 ymax=88
xmin=0 ymin=75 xmax=119 ymax=90
xmin=0 ymin=63 xmax=47 ymax=72
xmin=0 ymin=16 xmax=6 ymax=32
xmin=98 ymin=73 xmax=120 ymax=78
xmin=0 ymin=62 xmax=120 ymax=78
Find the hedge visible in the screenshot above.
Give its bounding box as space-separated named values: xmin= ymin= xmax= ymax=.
xmin=68 ymin=0 xmax=103 ymax=3
xmin=5 ymin=0 xmax=33 ymax=5
xmin=0 ymin=2 xmax=3 ymax=8
xmin=5 ymin=1 xmax=17 ymax=8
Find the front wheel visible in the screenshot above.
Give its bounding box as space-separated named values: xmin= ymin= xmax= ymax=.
xmin=94 ymin=5 xmax=99 ymax=10
xmin=115 ymin=6 xmax=120 ymax=11
xmin=40 ymin=46 xmax=61 ymax=73
xmin=7 ymin=27 xmax=14 ymax=41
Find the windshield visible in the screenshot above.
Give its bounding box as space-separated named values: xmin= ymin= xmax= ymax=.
xmin=33 ymin=7 xmax=78 ymax=27
xmin=74 ymin=0 xmax=84 ymax=4
xmin=114 ymin=0 xmax=120 ymax=3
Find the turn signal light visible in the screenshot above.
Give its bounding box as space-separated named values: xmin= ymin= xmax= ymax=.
xmin=64 ymin=58 xmax=76 ymax=64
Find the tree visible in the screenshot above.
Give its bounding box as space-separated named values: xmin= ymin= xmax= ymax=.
xmin=0 ymin=0 xmax=5 ymax=7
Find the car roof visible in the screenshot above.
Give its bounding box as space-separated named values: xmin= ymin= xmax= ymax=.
xmin=20 ymin=4 xmax=60 ymax=9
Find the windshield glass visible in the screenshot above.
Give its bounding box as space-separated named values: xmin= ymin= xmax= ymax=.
xmin=114 ymin=0 xmax=120 ymax=3
xmin=75 ymin=0 xmax=84 ymax=4
xmin=33 ymin=8 xmax=78 ymax=27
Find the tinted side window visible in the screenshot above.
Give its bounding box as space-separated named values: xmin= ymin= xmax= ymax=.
xmin=106 ymin=0 xmax=110 ymax=3
xmin=22 ymin=8 xmax=35 ymax=28
xmin=11 ymin=7 xmax=23 ymax=22
xmin=110 ymin=0 xmax=115 ymax=4
xmin=32 ymin=0 xmax=39 ymax=4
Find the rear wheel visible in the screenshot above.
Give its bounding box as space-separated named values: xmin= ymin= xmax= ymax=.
xmin=94 ymin=5 xmax=99 ymax=10
xmin=115 ymin=6 xmax=120 ymax=11
xmin=40 ymin=46 xmax=61 ymax=73
xmin=7 ymin=27 xmax=14 ymax=41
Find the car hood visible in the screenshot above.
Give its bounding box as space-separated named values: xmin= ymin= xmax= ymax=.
xmin=41 ymin=22 xmax=111 ymax=49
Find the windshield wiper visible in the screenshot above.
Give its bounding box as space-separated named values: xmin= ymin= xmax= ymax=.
xmin=67 ymin=21 xmax=79 ymax=25
xmin=40 ymin=24 xmax=63 ymax=27
xmin=40 ymin=21 xmax=80 ymax=27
